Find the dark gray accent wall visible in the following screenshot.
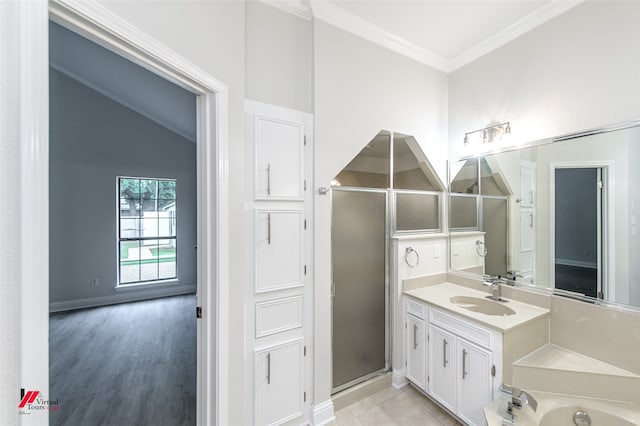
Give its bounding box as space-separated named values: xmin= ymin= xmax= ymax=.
xmin=49 ymin=69 xmax=196 ymax=307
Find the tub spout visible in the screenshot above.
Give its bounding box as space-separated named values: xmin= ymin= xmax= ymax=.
xmin=501 ymin=384 xmax=538 ymax=412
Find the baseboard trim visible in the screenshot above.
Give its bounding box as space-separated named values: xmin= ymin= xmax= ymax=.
xmin=49 ymin=284 xmax=196 ymax=312
xmin=312 ymin=399 xmax=335 ymax=425
xmin=392 ymin=368 xmax=408 ymax=389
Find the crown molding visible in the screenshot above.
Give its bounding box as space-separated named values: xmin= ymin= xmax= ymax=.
xmin=449 ymin=0 xmax=585 ymax=71
xmin=307 ymin=0 xmax=584 ymax=74
xmin=259 ymin=0 xmax=313 ymax=21
xmin=310 ymin=0 xmax=450 ymax=72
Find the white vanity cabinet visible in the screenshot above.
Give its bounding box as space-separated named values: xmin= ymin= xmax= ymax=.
xmin=405 ymin=299 xmax=427 ymax=390
xmin=429 ymin=307 xmax=500 ymax=426
xmin=429 ymin=324 xmax=457 ymax=412
xmin=405 ymin=296 xmax=502 ymax=426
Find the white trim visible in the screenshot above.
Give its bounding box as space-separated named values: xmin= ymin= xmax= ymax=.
xmin=259 ymin=0 xmax=312 ymax=21
xmin=311 ymin=400 xmax=335 ymax=426
xmin=310 ymin=0 xmax=584 ymax=73
xmin=392 ymin=368 xmax=409 ymax=390
xmin=46 ymin=2 xmax=230 ymax=426
xmin=449 ymin=0 xmax=585 ymax=71
xmin=1 ymin=1 xmax=50 ymax=424
xmin=50 ymin=285 xmax=196 ymax=313
xmin=310 ymin=0 xmax=449 ymax=72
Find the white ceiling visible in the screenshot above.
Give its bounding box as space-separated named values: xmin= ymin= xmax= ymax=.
xmin=271 ymin=0 xmax=583 ymax=72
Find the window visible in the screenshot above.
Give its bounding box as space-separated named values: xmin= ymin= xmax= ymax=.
xmin=118 ymin=177 xmax=177 ymax=285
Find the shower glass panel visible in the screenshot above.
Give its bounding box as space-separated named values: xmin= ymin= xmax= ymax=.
xmin=396 ymin=192 xmax=439 ymax=231
xmin=482 ymin=197 xmax=508 ymax=276
xmin=450 ymin=195 xmax=478 ymax=230
xmin=332 ymin=189 xmax=387 ymax=391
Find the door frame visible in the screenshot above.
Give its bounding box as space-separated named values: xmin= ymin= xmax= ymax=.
xmin=549 ymin=161 xmax=614 ymax=300
xmin=4 ymin=1 xmax=229 ymax=424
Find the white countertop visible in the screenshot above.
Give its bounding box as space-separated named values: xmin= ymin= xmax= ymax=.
xmin=405 ymin=283 xmax=549 ymax=332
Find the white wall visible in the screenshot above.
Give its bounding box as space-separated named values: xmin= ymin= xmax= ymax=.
xmin=313 ymin=19 xmax=448 ymax=404
xmin=49 ymin=69 xmax=197 ymax=308
xmin=245 ymin=1 xmax=313 ymax=113
xmin=96 ymin=1 xmax=248 ymax=423
xmin=448 ymin=0 xmax=640 ymax=161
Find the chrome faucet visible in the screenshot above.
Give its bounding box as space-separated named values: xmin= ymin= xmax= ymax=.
xmin=501 ymin=384 xmax=538 ymax=413
xmin=483 ymin=275 xmax=506 ymax=302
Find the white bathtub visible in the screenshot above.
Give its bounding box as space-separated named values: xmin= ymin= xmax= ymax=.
xmin=484 ymin=391 xmax=640 ymax=426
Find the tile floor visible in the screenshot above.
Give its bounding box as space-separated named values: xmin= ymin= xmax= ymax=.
xmin=330 ymin=385 xmax=463 ymax=426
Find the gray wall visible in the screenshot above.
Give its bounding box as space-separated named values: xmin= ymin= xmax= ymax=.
xmin=49 ymin=68 xmax=196 ymax=308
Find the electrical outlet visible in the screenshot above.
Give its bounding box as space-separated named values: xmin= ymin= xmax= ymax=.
xmin=90 ymin=278 xmax=99 ymax=287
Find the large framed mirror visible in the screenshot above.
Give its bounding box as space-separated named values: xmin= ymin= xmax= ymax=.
xmin=449 ymin=120 xmax=640 ymax=310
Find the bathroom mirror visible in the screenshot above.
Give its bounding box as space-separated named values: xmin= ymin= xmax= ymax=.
xmin=449 ymin=121 xmax=640 ymax=309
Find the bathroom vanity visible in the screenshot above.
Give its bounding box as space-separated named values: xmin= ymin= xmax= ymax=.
xmin=403 ymin=281 xmax=549 ymax=426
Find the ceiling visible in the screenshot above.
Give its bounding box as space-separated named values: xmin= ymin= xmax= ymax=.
xmin=50 ymin=22 xmax=197 ymax=142
xmin=272 ymin=0 xmax=583 ymax=72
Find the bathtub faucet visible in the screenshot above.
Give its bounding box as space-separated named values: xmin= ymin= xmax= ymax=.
xmin=501 ymin=384 xmax=538 ymax=413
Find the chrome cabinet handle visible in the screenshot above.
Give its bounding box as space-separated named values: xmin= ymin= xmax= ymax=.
xmin=529 ymin=213 xmax=533 ymax=228
xmin=443 ymin=339 xmax=448 ymax=367
xmin=267 ymin=163 xmax=271 ymax=195
xmin=267 ymin=352 xmax=271 ymax=384
xmin=267 ymin=213 xmax=271 ymax=244
xmin=413 ymin=324 xmax=418 ymax=350
xmin=462 ymin=349 xmax=468 ymax=379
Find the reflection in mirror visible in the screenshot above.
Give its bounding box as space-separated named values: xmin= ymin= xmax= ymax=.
xmin=449 ymin=123 xmax=640 ymax=309
xmin=449 ymin=158 xmax=510 ymax=277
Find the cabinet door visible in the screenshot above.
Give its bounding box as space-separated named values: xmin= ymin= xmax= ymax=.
xmin=255 ymin=339 xmax=304 ymax=426
xmin=255 ymin=210 xmax=304 ymax=293
xmin=406 ymin=314 xmax=426 ymax=390
xmin=429 ymin=325 xmax=456 ymax=412
xmin=457 ymin=339 xmax=493 ymax=426
xmin=254 ymin=116 xmax=304 ymax=200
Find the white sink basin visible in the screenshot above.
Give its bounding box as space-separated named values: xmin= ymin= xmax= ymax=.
xmin=450 ymin=296 xmax=516 ymax=316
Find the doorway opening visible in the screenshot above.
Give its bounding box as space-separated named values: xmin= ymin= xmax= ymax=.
xmin=48 ymin=20 xmax=199 ymax=424
xmin=41 ymin=2 xmax=229 ymax=423
xmin=553 ymin=167 xmax=607 ymax=299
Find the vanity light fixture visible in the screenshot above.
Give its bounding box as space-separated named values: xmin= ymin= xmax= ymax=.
xmin=464 ymin=122 xmax=512 ymax=146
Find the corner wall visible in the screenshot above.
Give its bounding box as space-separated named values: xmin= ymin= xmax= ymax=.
xmin=49 ymin=69 xmax=197 ymax=309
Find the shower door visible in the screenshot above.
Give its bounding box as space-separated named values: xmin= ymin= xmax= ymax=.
xmin=331 ymin=188 xmax=387 ymax=392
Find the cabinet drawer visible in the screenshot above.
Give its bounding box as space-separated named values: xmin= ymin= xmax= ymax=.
xmin=255 ymin=295 xmax=304 ymax=338
xmin=406 ymin=297 xmax=426 ymax=319
xmin=429 ymin=307 xmax=492 ymax=349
